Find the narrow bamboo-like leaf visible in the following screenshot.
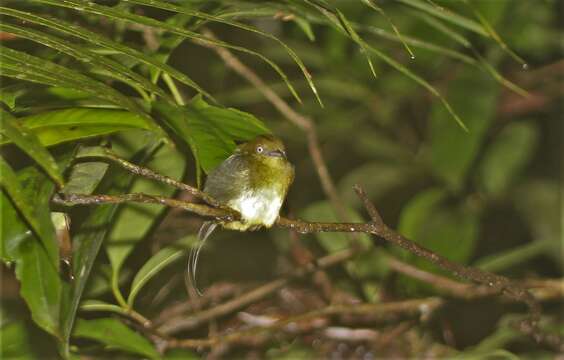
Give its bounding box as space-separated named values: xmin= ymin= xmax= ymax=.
xmin=0 ymin=157 xmax=58 ymax=268
xmin=397 ymin=0 xmax=487 ymax=36
xmin=73 ymin=318 xmax=159 ymax=359
xmin=362 ymin=0 xmax=415 ymax=59
xmin=0 ymin=108 xmax=155 ymax=147
xmin=306 ymin=3 xmax=467 ymax=130
xmin=127 ymin=245 xmax=185 ymax=306
xmin=32 ymin=0 xmax=302 ymax=104
xmin=0 ymin=110 xmax=64 ymax=186
xmin=0 ymin=6 xmax=213 ymax=102
xmin=124 ymin=0 xmax=323 ymax=106
xmin=0 ymin=46 xmax=142 ymax=114
xmin=415 ymin=12 xmax=528 ymax=97
xmin=0 ymin=22 xmax=171 ymax=102
xmin=461 ymin=0 xmax=527 ymax=68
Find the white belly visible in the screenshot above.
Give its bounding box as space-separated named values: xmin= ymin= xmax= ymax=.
xmin=228 ymin=188 xmax=283 ymax=228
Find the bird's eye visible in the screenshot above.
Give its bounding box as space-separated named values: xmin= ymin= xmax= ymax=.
xmin=256 ymin=146 xmax=264 ymax=153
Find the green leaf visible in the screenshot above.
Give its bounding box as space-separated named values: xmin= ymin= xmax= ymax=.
xmin=156 ymin=96 xmax=271 ymax=175
xmin=0 ymin=108 xmax=154 ymax=147
xmin=0 ymin=46 xmax=150 ymax=121
xmin=73 ymin=318 xmax=159 ymax=359
xmin=33 ymin=0 xmax=302 ymax=105
xmin=105 ymin=142 xmax=185 ymax=285
xmin=338 ymin=161 xmax=416 ymax=207
xmin=478 ymin=122 xmax=538 ymax=196
xmin=0 ymin=21 xmax=171 ymax=102
xmin=124 ymin=0 xmax=322 ymax=106
xmin=0 ymin=321 xmax=59 ymax=359
xmin=59 ymin=141 xmax=162 ymax=357
xmin=428 ymin=68 xmax=498 ymax=190
xmin=127 ymin=244 xmax=186 ymax=307
xmin=0 ymin=159 xmax=58 ymax=268
xmin=397 ymin=188 xmax=479 ymax=291
xmin=397 ymin=0 xmax=487 ymax=36
xmin=61 ymin=162 xmax=109 ymax=196
xmin=0 ymin=110 xmax=63 ymax=186
xmin=1 ymin=184 xmax=61 ymax=338
xmin=0 ymin=84 xmax=26 ymax=110
xmin=0 ymin=6 xmax=212 ymax=101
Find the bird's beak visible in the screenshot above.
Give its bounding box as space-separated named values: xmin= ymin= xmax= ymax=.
xmin=267 ymin=149 xmax=286 ymax=158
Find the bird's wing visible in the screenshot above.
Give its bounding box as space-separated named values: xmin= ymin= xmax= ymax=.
xmin=203 ymin=154 xmax=250 ymax=203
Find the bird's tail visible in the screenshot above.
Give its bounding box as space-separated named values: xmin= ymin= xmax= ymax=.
xmin=185 ymin=221 xmax=218 ymax=297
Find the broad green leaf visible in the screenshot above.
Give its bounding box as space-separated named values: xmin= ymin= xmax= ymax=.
xmin=0 ymin=159 xmax=58 ymax=268
xmin=397 ymin=188 xmax=479 ymax=291
xmin=105 ymin=142 xmax=185 ymax=284
xmin=61 ymin=162 xmax=109 ymax=196
xmin=73 ymin=318 xmax=159 ymax=359
xmin=0 ymin=6 xmax=212 ymax=101
xmin=512 ymin=180 xmax=562 ymax=265
xmin=127 ymin=244 xmax=186 ymax=306
xmin=156 ymin=96 xmax=271 ymax=175
xmin=1 ymin=175 xmax=61 ymax=338
xmin=0 ymin=108 xmax=154 ymax=147
xmin=0 ymin=321 xmax=59 ymax=359
xmin=428 ymin=68 xmax=498 ymax=190
xmin=338 ymin=161 xmax=416 ymax=207
xmin=0 ymin=110 xmax=63 ymax=186
xmin=478 ymin=122 xmax=538 ymax=196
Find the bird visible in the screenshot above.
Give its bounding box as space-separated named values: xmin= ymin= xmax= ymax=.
xmin=187 ymin=135 xmax=295 ymax=295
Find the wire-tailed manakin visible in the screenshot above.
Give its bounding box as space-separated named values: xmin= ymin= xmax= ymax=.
xmin=187 ymin=135 xmax=294 ymax=295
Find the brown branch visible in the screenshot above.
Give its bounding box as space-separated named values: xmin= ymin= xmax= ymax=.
xmin=165 ymin=297 xmax=444 ymax=349
xmin=158 ymin=246 xmax=359 ymax=334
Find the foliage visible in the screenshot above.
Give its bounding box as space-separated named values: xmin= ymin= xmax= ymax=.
xmin=0 ymin=0 xmax=561 ymax=358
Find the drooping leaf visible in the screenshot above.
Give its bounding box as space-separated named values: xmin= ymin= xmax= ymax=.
xmin=0 ymin=22 xmax=171 ymax=101
xmin=59 ymin=140 xmax=163 ymax=357
xmin=0 ymin=6 xmax=212 ymax=101
xmin=0 ymin=158 xmax=58 ymax=268
xmin=428 ymin=67 xmax=498 ymax=190
xmin=0 ymin=46 xmax=148 ymax=119
xmin=478 ymin=122 xmax=538 ymax=196
xmin=155 ymin=95 xmax=271 ymax=177
xmin=1 ymin=183 xmax=61 ymax=338
xmin=32 ymin=0 xmax=303 ymax=104
xmin=127 ymin=244 xmax=186 ymax=306
xmin=0 ymin=110 xmax=63 ymax=186
xmin=0 ymin=320 xmax=59 ymax=359
xmin=73 ymin=318 xmax=159 ymax=359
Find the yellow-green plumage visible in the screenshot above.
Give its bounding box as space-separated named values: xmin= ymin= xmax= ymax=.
xmin=203 ymin=135 xmax=294 ymax=230
xmin=187 ymin=135 xmax=294 ymax=295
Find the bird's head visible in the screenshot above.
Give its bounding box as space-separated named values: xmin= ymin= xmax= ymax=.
xmin=236 ymin=135 xmax=287 ymax=162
